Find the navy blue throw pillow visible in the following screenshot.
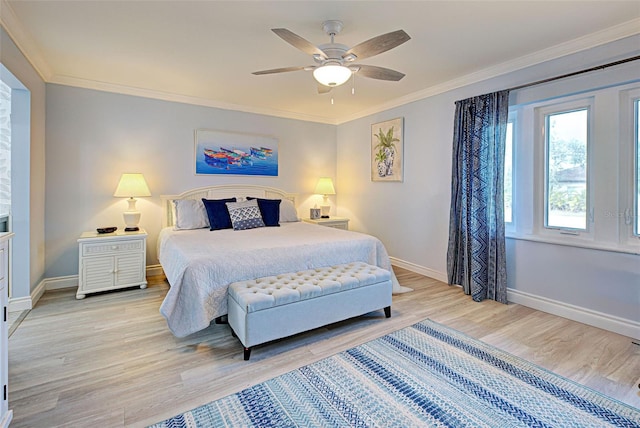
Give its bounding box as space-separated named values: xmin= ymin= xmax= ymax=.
xmin=246 ymin=197 xmax=281 ymax=227
xmin=202 ymin=198 xmax=237 ymax=230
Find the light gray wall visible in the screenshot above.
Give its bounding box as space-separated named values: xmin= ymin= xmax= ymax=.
xmin=336 ymin=91 xmax=453 ymax=277
xmin=21 ymin=23 xmax=640 ymax=334
xmin=45 ymin=85 xmax=336 ymax=278
xmin=0 ymin=26 xmax=46 ymax=299
xmin=506 ymin=239 xmax=639 ymax=320
xmin=336 ymin=35 xmax=640 ymax=327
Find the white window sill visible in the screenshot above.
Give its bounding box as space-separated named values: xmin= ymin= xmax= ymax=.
xmin=505 ymin=233 xmax=640 ymax=255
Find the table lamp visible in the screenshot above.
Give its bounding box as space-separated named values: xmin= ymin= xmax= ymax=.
xmin=113 ymin=173 xmax=151 ymax=231
xmin=314 ymin=177 xmax=335 ymax=218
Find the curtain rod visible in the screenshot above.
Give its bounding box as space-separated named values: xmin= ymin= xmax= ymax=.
xmin=507 ymin=55 xmax=640 ymax=92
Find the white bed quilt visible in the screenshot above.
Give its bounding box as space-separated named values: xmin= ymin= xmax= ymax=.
xmin=158 ymin=222 xmax=401 ymax=337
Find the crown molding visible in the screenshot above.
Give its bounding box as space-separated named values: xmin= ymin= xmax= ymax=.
xmin=49 ymin=74 xmax=338 ymax=125
xmin=0 ymin=0 xmax=52 ymax=81
xmin=2 ymin=1 xmax=637 ymax=126
xmin=337 ymin=18 xmax=640 ymax=124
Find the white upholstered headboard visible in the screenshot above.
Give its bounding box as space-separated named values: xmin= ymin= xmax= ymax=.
xmin=160 ymin=184 xmax=297 ymax=228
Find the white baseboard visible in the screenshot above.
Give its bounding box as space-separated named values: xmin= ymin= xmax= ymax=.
xmin=146 ymin=264 xmax=164 ymax=277
xmin=389 ymin=256 xmax=639 ymax=340
xmin=507 ymin=288 xmax=640 ymax=340
xmin=8 ymin=264 xmax=165 ymax=312
xmin=1 ymin=409 xmax=13 ymax=428
xmin=389 ymin=256 xmax=448 ymax=283
xmin=11 ymin=260 xmax=638 ymax=339
xmin=44 ymin=274 xmax=78 ymax=290
xmin=8 ymin=295 xmax=32 ymax=312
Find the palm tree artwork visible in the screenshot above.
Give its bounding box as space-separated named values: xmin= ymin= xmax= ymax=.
xmin=374 ymin=127 xmax=399 ymax=177
xmin=371 ymin=118 xmax=403 ymax=181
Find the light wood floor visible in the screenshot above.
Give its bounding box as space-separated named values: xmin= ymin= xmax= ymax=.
xmin=8 ymin=268 xmax=640 ymax=427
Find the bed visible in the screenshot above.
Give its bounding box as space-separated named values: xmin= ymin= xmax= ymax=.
xmin=158 ymin=184 xmax=409 ymax=337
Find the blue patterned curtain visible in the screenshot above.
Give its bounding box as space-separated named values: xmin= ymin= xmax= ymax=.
xmin=447 ymin=90 xmax=510 ymax=303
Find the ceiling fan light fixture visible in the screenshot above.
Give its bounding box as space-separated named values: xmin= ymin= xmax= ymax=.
xmin=313 ymin=64 xmax=352 ymax=87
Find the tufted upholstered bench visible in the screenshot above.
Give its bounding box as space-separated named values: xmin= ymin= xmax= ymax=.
xmin=227 ymin=262 xmax=392 ymax=360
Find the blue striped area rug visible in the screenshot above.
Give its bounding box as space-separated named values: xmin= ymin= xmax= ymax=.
xmin=150 ymin=319 xmax=640 ymax=427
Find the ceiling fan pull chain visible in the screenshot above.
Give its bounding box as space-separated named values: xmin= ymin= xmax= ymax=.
xmin=352 ymin=73 xmax=356 ymax=95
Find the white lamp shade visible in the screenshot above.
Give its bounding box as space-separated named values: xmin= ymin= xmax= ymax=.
xmin=113 ymin=173 xmax=151 ymax=198
xmin=314 ymin=177 xmax=336 ymax=195
xmin=313 ymin=64 xmax=352 ymax=87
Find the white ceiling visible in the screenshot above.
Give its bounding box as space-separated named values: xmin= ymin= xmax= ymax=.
xmin=2 ymin=1 xmax=639 ymax=124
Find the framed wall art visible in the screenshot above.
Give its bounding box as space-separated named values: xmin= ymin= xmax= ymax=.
xmin=195 ymin=129 xmax=278 ymax=176
xmin=371 ymin=117 xmax=403 ymax=182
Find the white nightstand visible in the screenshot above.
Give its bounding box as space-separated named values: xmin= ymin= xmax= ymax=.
xmin=77 ymin=229 xmax=147 ymax=299
xmin=303 ymin=217 xmax=350 ymax=230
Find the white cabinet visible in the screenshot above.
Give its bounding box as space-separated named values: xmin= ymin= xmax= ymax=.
xmin=0 ymin=233 xmax=13 ymax=428
xmin=303 ymin=217 xmax=350 ymax=230
xmin=77 ymin=230 xmax=147 ymax=299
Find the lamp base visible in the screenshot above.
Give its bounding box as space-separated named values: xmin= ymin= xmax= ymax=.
xmin=122 ymin=209 xmax=141 ymax=232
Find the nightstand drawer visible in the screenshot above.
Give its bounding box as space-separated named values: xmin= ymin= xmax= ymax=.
xmin=303 ymin=217 xmax=349 ymax=230
xmin=321 ymin=222 xmax=348 ymax=230
xmin=82 ymin=239 xmax=143 ymax=257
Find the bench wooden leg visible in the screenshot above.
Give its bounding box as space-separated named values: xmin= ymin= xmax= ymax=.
xmin=244 ymin=347 xmax=252 ymax=361
xmin=384 ymin=306 xmax=391 ymax=318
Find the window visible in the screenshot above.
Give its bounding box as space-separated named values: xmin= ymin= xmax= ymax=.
xmin=635 ymin=99 xmax=640 ymax=236
xmin=504 ymin=120 xmax=514 ymax=223
xmin=508 ymin=81 xmax=639 ymax=253
xmin=0 ymin=78 xmax=10 ymax=220
xmin=544 ymin=108 xmax=589 ymax=231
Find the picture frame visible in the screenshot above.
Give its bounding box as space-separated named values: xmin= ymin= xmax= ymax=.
xmin=195 ymin=129 xmax=278 ymax=176
xmin=371 ymin=117 xmax=403 ymax=182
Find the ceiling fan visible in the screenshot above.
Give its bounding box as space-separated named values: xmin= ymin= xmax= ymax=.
xmin=252 ymin=20 xmax=410 ymax=93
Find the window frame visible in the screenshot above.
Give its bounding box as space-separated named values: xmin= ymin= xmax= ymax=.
xmin=536 ymin=98 xmax=594 ymax=238
xmin=634 ymin=97 xmax=640 ymax=237
xmin=507 ymin=82 xmax=640 ymax=255
xmin=0 ymin=78 xmax=10 ymax=218
xmin=617 ymin=87 xmax=640 ymax=247
xmin=504 ymin=111 xmax=516 ymax=233
xmin=630 ymin=93 xmax=640 ymax=238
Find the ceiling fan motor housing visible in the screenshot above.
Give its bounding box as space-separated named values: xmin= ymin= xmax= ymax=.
xmin=322 ymin=20 xmax=344 ymax=36
xmin=316 ymin=44 xmax=350 ymax=64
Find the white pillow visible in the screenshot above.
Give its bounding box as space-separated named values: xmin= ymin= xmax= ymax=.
xmin=225 ymin=199 xmax=265 ymax=230
xmin=280 ymin=198 xmax=299 ymax=222
xmin=173 ymin=199 xmax=209 ymax=230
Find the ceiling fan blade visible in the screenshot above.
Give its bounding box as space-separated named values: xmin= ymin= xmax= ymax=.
xmin=272 ymin=28 xmax=327 ymax=59
xmin=252 ymin=66 xmax=306 ymax=75
xmin=343 ymin=30 xmax=410 ymax=61
xmin=317 ymin=84 xmax=332 ymax=94
xmin=355 ymin=65 xmax=405 ymax=81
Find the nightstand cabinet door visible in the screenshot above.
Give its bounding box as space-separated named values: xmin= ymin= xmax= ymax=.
xmin=77 ymin=231 xmax=147 ymax=299
xmin=80 ymin=252 xmax=145 ymax=292
xmin=81 ymin=257 xmax=116 ymax=291
xmin=115 ymin=253 xmax=146 ymax=285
